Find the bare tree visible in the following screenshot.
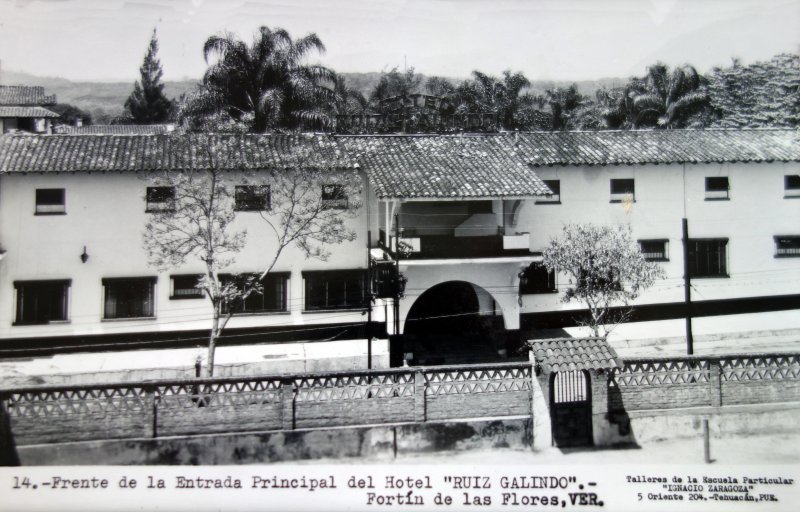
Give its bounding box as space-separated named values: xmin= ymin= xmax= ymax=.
xmin=142 ymin=134 xmax=362 ymax=376
xmin=542 ymin=224 xmax=665 ymax=337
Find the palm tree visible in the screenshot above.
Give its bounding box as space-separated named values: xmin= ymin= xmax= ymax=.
xmin=605 ymin=64 xmax=709 ymax=129
xmin=179 ymin=26 xmax=335 ymax=132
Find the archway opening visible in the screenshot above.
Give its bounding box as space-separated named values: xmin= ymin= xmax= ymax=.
xmin=402 ymin=281 xmax=508 ymax=365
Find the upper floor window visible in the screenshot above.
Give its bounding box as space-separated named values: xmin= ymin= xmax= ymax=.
xmin=14 ymin=280 xmax=70 ymax=325
xmin=35 ymin=188 xmax=65 ymax=215
xmin=170 ymin=274 xmax=204 ymax=299
xmin=304 ymin=270 xmax=367 ymax=311
xmin=638 ymin=239 xmax=669 ymax=261
xmin=519 ymin=262 xmax=556 ymax=294
xmin=235 ymin=185 xmax=270 ymax=211
xmin=103 ymin=277 xmax=156 ymax=319
xmin=774 ymin=236 xmax=800 ymax=258
xmin=146 ymin=186 xmax=175 ymax=212
xmin=321 ymin=184 xmax=348 ymax=209
xmin=609 ymin=179 xmax=634 ymax=203
xmin=705 ymin=177 xmax=730 ymax=200
xmin=687 ymin=239 xmax=728 ymax=278
xmin=785 ymin=175 xmax=800 ymax=198
xmin=536 ymin=180 xmax=561 ymax=204
xmin=221 ymin=273 xmax=289 ymax=314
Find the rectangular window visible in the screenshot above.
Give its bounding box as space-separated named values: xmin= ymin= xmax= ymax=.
xmin=170 ymin=274 xmax=204 ymax=299
xmin=705 ymin=177 xmax=730 ymax=200
xmin=235 ymin=185 xmax=270 ymax=211
xmin=638 ymin=239 xmax=669 ymax=261
xmin=103 ymin=277 xmax=156 ymax=319
xmin=221 ymin=273 xmax=289 ymax=314
xmin=146 ymin=186 xmax=175 ymax=212
xmin=785 ymin=175 xmax=800 ymax=198
xmin=536 ymin=180 xmax=561 ymax=204
xmin=14 ymin=280 xmax=70 ymax=325
xmin=304 ymin=270 xmax=367 ymax=311
xmin=35 ymin=188 xmax=65 ymax=214
xmin=519 ymin=262 xmax=556 ymax=294
xmin=321 ymin=184 xmax=348 ymax=209
xmin=775 ymin=236 xmax=800 ymax=258
xmin=610 ymin=179 xmax=635 ymax=203
xmin=687 ymin=239 xmax=728 ymax=278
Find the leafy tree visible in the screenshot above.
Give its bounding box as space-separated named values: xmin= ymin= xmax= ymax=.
xmin=179 ymin=26 xmax=335 ymax=132
xmin=542 ymin=224 xmax=665 ymax=337
xmin=705 ymin=53 xmax=800 ymax=128
xmin=369 ymin=67 xmax=424 ymax=106
xmin=125 ymin=29 xmax=173 ymax=124
xmin=50 ymin=104 xmax=92 ymax=126
xmin=604 ymin=63 xmax=709 ymax=129
xmin=142 ymin=134 xmax=362 ymax=376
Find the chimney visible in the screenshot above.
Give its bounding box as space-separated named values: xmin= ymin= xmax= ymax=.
xmin=75 ymin=118 xmax=83 ymax=127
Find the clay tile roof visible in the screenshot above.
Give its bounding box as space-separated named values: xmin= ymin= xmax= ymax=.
xmin=528 ymin=337 xmax=621 ymax=373
xmin=343 ymin=135 xmax=552 ymax=199
xmin=55 ymin=124 xmax=174 ymax=135
xmin=513 ymin=129 xmax=800 ymax=166
xmin=0 ymin=85 xmax=57 ymax=106
xmin=0 ymin=133 xmax=356 ymax=174
xmin=0 ymin=106 xmax=59 ymax=118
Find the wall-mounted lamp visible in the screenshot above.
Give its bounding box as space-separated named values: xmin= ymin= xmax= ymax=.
xmin=80 ymin=246 xmax=89 ymax=264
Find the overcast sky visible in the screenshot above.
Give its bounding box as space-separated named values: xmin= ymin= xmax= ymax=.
xmin=0 ymin=0 xmax=798 ymax=82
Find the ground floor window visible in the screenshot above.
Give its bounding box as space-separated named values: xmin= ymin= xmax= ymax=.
xmin=103 ymin=277 xmax=156 ymax=319
xmin=519 ymin=262 xmax=556 ymax=294
xmin=638 ymin=239 xmax=669 ymax=261
xmin=221 ymin=273 xmax=289 ymax=314
xmin=304 ymin=270 xmax=367 ymax=311
xmin=14 ymin=280 xmax=70 ymax=325
xmin=775 ymin=236 xmax=800 ymax=257
xmin=688 ymin=239 xmax=728 ymax=277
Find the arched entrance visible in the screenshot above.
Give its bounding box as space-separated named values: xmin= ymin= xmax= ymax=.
xmin=402 ymin=281 xmax=506 ymax=365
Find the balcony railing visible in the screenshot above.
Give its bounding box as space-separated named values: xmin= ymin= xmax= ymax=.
xmin=379 ymin=230 xmax=532 ymax=260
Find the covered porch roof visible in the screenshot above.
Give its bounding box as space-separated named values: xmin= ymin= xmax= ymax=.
xmin=348 ymin=135 xmax=552 ymax=200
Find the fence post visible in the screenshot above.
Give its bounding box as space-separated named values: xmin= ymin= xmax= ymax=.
xmin=143 ymin=386 xmax=158 ymax=439
xmin=281 ymin=380 xmax=295 ymax=430
xmin=414 ymin=370 xmax=426 ymax=423
xmin=709 ymin=360 xmax=722 ymax=407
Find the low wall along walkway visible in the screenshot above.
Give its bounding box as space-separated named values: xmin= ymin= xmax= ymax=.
xmin=1 ymin=352 xmax=799 ymax=463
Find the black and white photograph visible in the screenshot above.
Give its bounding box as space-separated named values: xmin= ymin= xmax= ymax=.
xmin=0 ymin=0 xmax=798 ymax=510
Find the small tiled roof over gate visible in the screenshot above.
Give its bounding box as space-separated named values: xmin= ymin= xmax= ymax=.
xmin=528 ymin=337 xmax=622 ymax=373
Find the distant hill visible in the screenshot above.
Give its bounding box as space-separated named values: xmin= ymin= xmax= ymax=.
xmin=0 ymin=69 xmax=624 ymax=122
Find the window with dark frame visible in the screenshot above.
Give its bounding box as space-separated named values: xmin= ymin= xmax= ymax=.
xmin=234 ymin=185 xmax=271 ymax=211
xmin=785 ymin=175 xmax=800 ymax=198
xmin=536 ymin=180 xmax=561 ymax=204
xmin=14 ymin=280 xmax=70 ymax=325
xmin=304 ymin=270 xmax=367 ymax=311
xmin=687 ymin=239 xmax=728 ymax=278
xmin=220 ymin=273 xmax=289 ymax=314
xmin=146 ymin=186 xmax=176 ymax=212
xmin=519 ymin=262 xmax=556 ymax=294
xmin=705 ymin=177 xmax=730 ymax=200
xmin=35 ymin=188 xmax=65 ymax=214
xmin=321 ymin=184 xmax=348 ymax=209
xmin=103 ymin=277 xmax=156 ymax=319
xmin=638 ymin=239 xmax=669 ymax=261
xmin=775 ymin=236 xmax=800 ymax=257
xmin=609 ymin=179 xmax=635 ymax=203
xmin=170 ymin=275 xmax=204 ymax=299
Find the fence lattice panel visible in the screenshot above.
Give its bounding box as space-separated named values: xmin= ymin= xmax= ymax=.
xmin=294 ymin=373 xmax=414 ymax=402
xmin=424 ymin=367 xmax=531 ymax=396
xmin=156 ymin=380 xmax=281 ymax=413
xmin=613 ymin=359 xmax=711 ymax=387
xmin=4 ymin=387 xmax=149 ymax=418
xmin=720 ymin=354 xmax=800 ymax=382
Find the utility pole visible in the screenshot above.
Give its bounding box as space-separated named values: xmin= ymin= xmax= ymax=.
xmin=682 ymin=218 xmax=694 ymax=354
xmin=394 ymin=213 xmax=401 ymax=335
xmin=367 ymin=230 xmax=372 ymax=369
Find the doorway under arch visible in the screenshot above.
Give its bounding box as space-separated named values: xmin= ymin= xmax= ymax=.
xmin=401 ymin=281 xmax=507 ymax=365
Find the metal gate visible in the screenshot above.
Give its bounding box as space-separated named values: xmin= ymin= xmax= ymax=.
xmin=550 ymin=370 xmax=593 ymax=447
